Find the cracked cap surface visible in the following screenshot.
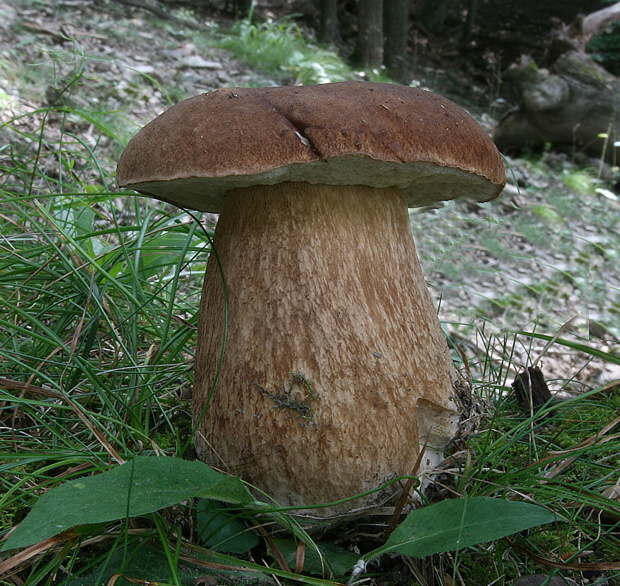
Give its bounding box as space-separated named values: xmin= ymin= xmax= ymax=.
xmin=117 ymin=81 xmax=506 ymax=211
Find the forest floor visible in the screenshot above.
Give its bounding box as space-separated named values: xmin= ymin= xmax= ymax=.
xmin=0 ymin=0 xmax=620 ymax=392
xmin=1 ymin=0 xmax=619 ymax=401
xmin=2 ymin=2 xmax=620 ymax=585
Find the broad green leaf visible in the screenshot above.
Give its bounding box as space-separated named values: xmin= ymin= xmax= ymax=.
xmin=65 ymin=543 xmax=203 ymax=586
xmin=271 ymin=537 xmax=360 ymax=578
xmin=2 ymin=457 xmax=254 ymax=551
xmin=196 ymin=499 xmax=259 ymax=554
xmin=138 ymin=232 xmax=190 ymax=280
xmin=367 ymin=497 xmax=555 ymax=560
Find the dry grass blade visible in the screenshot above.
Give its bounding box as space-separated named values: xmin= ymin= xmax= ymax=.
xmin=530 ymin=315 xmax=580 ymax=370
xmin=506 ymin=537 xmax=620 ymax=571
xmin=0 ymin=376 xmax=124 ymax=464
xmin=255 ymin=524 xmax=291 ymax=573
xmin=387 ymin=444 xmax=426 ymax=536
xmin=526 ymin=413 xmax=620 ymax=480
xmin=0 ymin=530 xmax=77 ymax=577
xmin=295 ymin=540 xmax=307 ymax=574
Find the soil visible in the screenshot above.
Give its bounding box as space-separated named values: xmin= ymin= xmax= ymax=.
xmin=1 ymin=0 xmax=619 ymax=394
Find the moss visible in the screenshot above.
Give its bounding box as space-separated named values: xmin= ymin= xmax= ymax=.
xmin=557 ymin=51 xmax=615 ymax=87
xmin=455 ymin=546 xmax=520 ymax=585
xmin=256 ymin=372 xmax=320 ymax=421
xmin=526 ymin=527 xmax=579 ymax=560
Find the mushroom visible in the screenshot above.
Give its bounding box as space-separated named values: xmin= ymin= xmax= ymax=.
xmin=117 ymin=81 xmax=505 ymax=518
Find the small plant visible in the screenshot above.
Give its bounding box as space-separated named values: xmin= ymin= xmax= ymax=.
xmin=0 ymin=456 xmax=557 ymax=583
xmin=206 ymin=16 xmax=378 ymax=85
xmin=561 ymin=168 xmax=596 ymax=193
xmin=215 ymin=18 xmax=348 ymax=84
xmin=255 ymin=371 xmax=320 ymax=421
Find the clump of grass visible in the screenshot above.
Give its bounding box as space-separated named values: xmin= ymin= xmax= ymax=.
xmin=208 ymin=17 xmax=370 ymax=85
xmin=0 ymin=75 xmax=209 ymax=576
xmin=442 ymin=326 xmax=620 ymax=584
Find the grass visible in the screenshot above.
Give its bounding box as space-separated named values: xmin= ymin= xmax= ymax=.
xmin=211 ymin=18 xmax=355 ymax=85
xmin=199 ymin=15 xmax=393 ymax=85
xmin=1 ymin=5 xmax=620 ymax=586
xmin=0 ymin=97 xmax=207 ymax=446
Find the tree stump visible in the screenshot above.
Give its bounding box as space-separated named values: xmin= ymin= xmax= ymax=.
xmin=493 ymin=3 xmax=620 ymax=163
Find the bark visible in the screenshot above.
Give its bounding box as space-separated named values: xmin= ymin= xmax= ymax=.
xmin=461 ymin=0 xmax=477 ymax=45
xmin=512 ymin=366 xmax=555 ymax=417
xmin=384 ymin=0 xmax=409 ymax=82
xmin=319 ymin=0 xmax=338 ymax=44
xmin=419 ymin=0 xmax=450 ymax=34
xmin=193 ymin=183 xmax=461 ymax=517
xmin=355 ymin=0 xmax=383 ymax=68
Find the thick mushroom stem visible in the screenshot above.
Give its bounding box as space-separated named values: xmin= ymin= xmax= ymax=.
xmin=193 ymin=181 xmax=461 ymax=516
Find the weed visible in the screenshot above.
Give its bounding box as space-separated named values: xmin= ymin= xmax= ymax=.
xmin=203 ymin=16 xmax=390 ymax=85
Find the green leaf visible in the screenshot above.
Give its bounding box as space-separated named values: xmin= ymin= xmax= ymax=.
xmin=271 ymin=537 xmax=360 ymax=578
xmin=138 ymin=231 xmax=190 ymax=280
xmin=196 ymin=499 xmax=259 ymax=554
xmin=367 ymin=497 xmax=555 ymax=560
xmin=531 ymin=204 xmax=565 ymax=225
xmin=64 ymin=543 xmax=203 ymax=586
xmin=2 ymin=457 xmax=254 ymax=551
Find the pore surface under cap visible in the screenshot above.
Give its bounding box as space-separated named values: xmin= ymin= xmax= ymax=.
xmin=117 ymin=81 xmax=506 ymax=212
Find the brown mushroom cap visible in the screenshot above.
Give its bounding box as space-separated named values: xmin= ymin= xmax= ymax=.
xmin=117 ymin=81 xmax=505 ymax=211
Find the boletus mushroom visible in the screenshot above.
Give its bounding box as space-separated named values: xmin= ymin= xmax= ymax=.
xmin=117 ymin=81 xmax=505 ymax=518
